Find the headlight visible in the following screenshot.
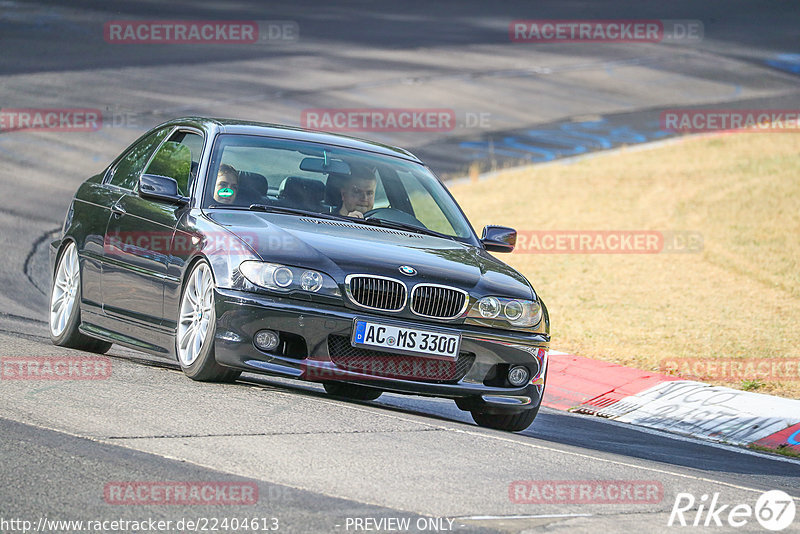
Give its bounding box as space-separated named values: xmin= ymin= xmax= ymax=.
xmin=478 ymin=296 xmax=501 ymax=318
xmin=239 ymin=261 xmax=341 ymax=298
xmin=272 ymin=266 xmax=293 ymax=287
xmin=465 ymin=296 xmax=542 ymax=329
xmin=300 ymin=270 xmax=323 ymax=292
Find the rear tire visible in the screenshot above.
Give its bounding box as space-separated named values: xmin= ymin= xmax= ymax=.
xmin=470 ymin=405 xmax=540 ymax=432
xmin=49 ymin=242 xmax=112 ymax=354
xmin=323 ymin=382 xmax=382 ymax=401
xmin=176 ymin=260 xmax=241 ymax=383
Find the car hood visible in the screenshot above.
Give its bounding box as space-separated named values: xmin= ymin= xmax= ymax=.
xmin=207 ymin=211 xmax=535 ymax=300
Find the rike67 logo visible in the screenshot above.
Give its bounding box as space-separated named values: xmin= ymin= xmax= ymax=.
xmin=668 ymin=490 xmax=796 ymax=531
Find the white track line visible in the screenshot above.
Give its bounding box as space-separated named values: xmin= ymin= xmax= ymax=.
xmin=457 ymin=513 xmax=593 ymax=520
xmin=300 ymin=395 xmax=800 ymax=497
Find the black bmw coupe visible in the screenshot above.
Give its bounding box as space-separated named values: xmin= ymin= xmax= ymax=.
xmin=49 ymin=117 xmax=550 ymax=431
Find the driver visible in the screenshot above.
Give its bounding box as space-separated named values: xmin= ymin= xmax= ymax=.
xmin=213 ymin=164 xmax=239 ymax=205
xmin=338 ymin=164 xmax=376 ymax=218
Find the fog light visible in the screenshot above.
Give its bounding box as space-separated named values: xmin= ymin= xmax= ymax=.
xmin=254 ymin=329 xmax=280 ymax=351
xmin=508 ymin=365 xmax=530 ymax=387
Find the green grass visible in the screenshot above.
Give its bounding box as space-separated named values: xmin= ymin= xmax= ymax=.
xmin=450 ymin=133 xmax=800 ymax=398
xmin=748 ymin=443 xmax=800 ymax=459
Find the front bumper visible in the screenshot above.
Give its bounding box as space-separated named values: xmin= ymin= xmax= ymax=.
xmin=213 ymin=288 xmax=549 ymax=413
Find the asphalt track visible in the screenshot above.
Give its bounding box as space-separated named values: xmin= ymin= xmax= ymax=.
xmin=1 ymin=1 xmax=800 ymax=532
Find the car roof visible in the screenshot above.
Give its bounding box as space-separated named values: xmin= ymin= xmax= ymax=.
xmin=157 ymin=117 xmax=423 ymax=163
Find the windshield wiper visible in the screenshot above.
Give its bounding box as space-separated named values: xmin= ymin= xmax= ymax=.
xmin=247 ymin=204 xmax=344 ymax=221
xmin=207 ymin=204 xmax=249 ymax=210
xmin=211 ymin=203 xmax=449 ymax=238
xmin=359 ymin=217 xmax=449 ymax=239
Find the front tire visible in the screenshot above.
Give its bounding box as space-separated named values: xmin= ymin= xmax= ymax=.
xmin=176 ymin=260 xmax=240 ymax=383
xmin=470 ymin=405 xmax=540 ymax=432
xmin=49 ymin=241 xmax=112 ymax=354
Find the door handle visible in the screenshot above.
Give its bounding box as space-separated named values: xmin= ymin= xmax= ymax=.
xmin=111 ymin=202 xmax=126 ymax=217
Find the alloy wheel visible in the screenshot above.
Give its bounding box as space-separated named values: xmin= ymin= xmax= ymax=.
xmin=178 ymin=263 xmax=214 ymax=366
xmin=50 ymin=242 xmax=79 ymax=338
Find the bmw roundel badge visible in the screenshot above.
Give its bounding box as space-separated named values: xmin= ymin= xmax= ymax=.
xmin=399 ymin=265 xmax=417 ymax=276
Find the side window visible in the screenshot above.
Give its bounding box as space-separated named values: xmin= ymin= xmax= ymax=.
xmin=108 ymin=128 xmax=170 ymax=190
xmin=180 ymin=132 xmax=204 ymax=171
xmin=144 ymin=131 xmax=203 ymax=196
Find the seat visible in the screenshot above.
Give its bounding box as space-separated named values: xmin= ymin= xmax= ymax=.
xmin=324 ymin=172 xmax=348 ymax=212
xmin=238 ymin=171 xmax=269 ymax=198
xmin=278 ymin=177 xmax=325 ymax=211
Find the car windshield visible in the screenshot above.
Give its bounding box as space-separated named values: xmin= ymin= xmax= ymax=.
xmin=202 ymin=134 xmax=476 ymax=241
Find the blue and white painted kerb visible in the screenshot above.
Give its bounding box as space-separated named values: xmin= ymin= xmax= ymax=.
xmin=588 ymin=380 xmax=800 ymax=447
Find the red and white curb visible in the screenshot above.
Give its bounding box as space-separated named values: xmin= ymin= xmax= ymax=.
xmin=543 ymin=352 xmax=800 ymax=455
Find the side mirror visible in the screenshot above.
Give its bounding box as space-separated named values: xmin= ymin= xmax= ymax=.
xmin=138 ymin=174 xmax=189 ymax=205
xmin=481 ymin=225 xmax=516 ymax=253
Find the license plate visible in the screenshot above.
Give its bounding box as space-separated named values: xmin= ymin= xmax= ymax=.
xmin=352 ymin=320 xmax=461 ymax=360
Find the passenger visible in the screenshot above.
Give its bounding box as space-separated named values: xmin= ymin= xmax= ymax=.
xmin=338 ymin=165 xmax=376 ymax=218
xmin=213 ymin=164 xmax=239 ymax=205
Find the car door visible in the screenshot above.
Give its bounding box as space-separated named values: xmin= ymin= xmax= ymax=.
xmin=74 ymin=127 xmax=171 ymax=315
xmin=72 ymin=175 xmax=125 ymax=314
xmin=102 ymin=128 xmax=204 ymax=333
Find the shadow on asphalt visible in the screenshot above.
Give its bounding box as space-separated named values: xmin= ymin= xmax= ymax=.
xmin=234 ymin=370 xmax=800 ymax=480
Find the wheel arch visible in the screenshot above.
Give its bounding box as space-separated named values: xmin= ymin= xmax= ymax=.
xmin=52 ymin=237 xmax=75 ymax=280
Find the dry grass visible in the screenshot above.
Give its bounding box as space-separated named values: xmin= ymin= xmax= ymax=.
xmin=449 ymin=133 xmax=800 ymax=398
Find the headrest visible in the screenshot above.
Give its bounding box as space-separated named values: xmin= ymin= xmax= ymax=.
xmin=279 ymin=176 xmax=325 ymax=210
xmin=238 ymin=171 xmax=269 ymax=197
xmin=325 ymin=173 xmax=348 ymax=206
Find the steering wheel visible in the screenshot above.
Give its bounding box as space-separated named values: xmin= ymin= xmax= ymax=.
xmin=363 ymin=207 xmax=427 ymax=228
